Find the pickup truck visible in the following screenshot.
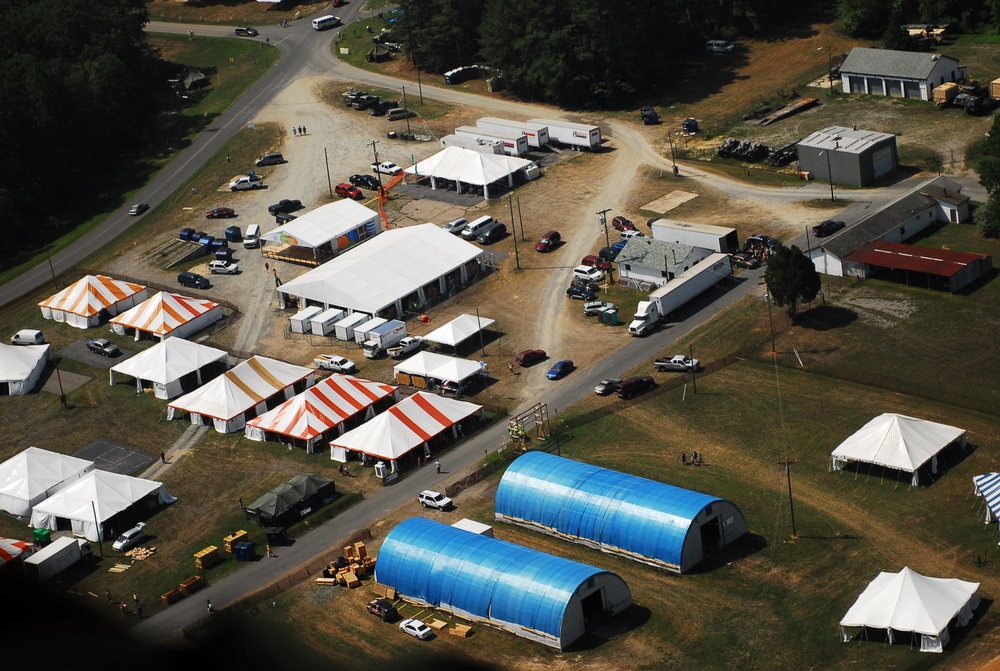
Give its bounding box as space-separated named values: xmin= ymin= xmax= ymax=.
xmin=654 ymin=355 xmax=700 ymax=372
xmin=387 ymin=336 xmax=423 ymax=359
xmin=229 ymin=174 xmax=264 ymax=191
xmin=371 ymin=161 xmax=402 ymax=176
xmin=313 ymin=354 xmax=357 ymax=373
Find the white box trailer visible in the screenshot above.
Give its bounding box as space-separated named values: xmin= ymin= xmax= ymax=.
xmin=24 ymin=536 xmax=90 ymax=581
xmin=354 ymin=316 xmax=387 ymax=345
xmin=441 ymin=134 xmax=504 ymax=155
xmin=649 ymin=219 xmax=741 ymax=254
xmin=290 ymin=306 xmax=323 ymax=334
xmin=628 ymin=253 xmax=733 ymax=336
xmin=529 ymin=118 xmax=602 ymax=150
xmin=477 ymin=117 xmax=550 ymax=148
xmin=309 ymin=308 xmax=345 ymax=336
xmin=454 ymin=125 xmax=530 ymax=157
xmin=333 ymin=313 xmax=368 ymax=341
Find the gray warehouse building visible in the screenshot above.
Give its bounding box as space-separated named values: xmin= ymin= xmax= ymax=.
xmin=797 ymin=126 xmax=898 ymax=187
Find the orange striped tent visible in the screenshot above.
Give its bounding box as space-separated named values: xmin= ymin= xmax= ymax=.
xmin=0 ymin=537 xmax=33 ymax=563
xmin=39 ymin=275 xmax=147 ymax=329
xmin=245 ymin=375 xmax=399 ymax=454
xmin=109 ymin=291 xmax=221 ymax=341
xmin=329 ymin=391 xmax=482 ymax=464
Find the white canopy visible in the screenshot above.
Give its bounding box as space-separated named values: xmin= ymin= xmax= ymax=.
xmin=423 ymin=313 xmax=495 ymax=347
xmin=840 ymin=567 xmax=980 ymax=652
xmin=329 ymin=391 xmax=481 ymax=462
xmin=245 ymin=375 xmax=398 ymax=453
xmin=260 ymin=200 xmax=379 ymax=249
xmin=167 ymin=355 xmax=314 ymax=433
xmin=110 ymin=291 xmax=222 ymax=341
xmin=0 ymin=447 xmax=95 ymax=519
xmin=30 ymin=470 xmax=176 ymax=542
xmin=109 ymin=338 xmax=229 ymax=399
xmin=38 ymin=274 xmax=147 ymax=329
xmin=404 ymin=146 xmax=533 ymax=198
xmin=831 ymin=413 xmax=966 ymax=486
xmin=0 ymin=343 xmax=50 ymax=396
xmin=393 ymin=351 xmax=485 ymax=384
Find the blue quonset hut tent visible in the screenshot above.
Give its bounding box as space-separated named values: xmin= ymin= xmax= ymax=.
xmin=375 ymin=517 xmax=633 ymax=650
xmin=495 ymin=451 xmax=747 ymax=573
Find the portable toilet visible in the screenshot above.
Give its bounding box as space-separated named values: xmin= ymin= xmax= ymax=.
xmin=290 ymin=306 xmax=323 ymax=334
xmin=310 ymin=308 xmax=345 ymax=336
xmin=225 ymin=225 xmax=242 ymax=243
xmin=353 ymin=317 xmax=387 ymax=345
xmin=333 ymin=313 xmax=368 ymax=341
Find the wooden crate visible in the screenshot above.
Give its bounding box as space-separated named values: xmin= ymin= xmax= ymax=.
xmin=180 ymin=575 xmax=204 ymax=595
xmin=194 ymin=545 xmax=222 ymax=570
xmin=161 ymin=588 xmax=184 ymax=605
xmin=223 ymin=530 xmax=248 ymax=553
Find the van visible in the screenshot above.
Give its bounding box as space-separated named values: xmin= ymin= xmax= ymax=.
xmin=255 ymin=152 xmax=285 ymax=167
xmin=10 ymin=329 xmax=45 ymax=346
xmin=461 ymin=216 xmax=494 ymax=240
xmin=243 ymin=224 xmax=261 ymax=249
xmin=311 ymin=15 xmax=340 ymax=31
xmin=476 ymin=222 xmax=507 ymax=245
xmin=616 ymin=376 xmax=655 ymax=399
xmin=706 ymin=40 xmax=735 ymax=53
xmin=386 ymin=108 xmax=416 ymax=121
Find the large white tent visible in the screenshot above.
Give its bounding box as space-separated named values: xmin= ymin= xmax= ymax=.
xmin=245 ymin=374 xmax=398 ymax=454
xmin=329 ymin=391 xmax=482 ymax=465
xmin=423 ymin=313 xmax=495 ymax=349
xmin=29 ymin=470 xmax=176 ymax=542
xmin=0 ymin=343 xmax=50 ymax=396
xmin=392 ymin=351 xmax=485 ymax=387
xmin=840 ymin=567 xmax=980 ymax=653
xmin=167 ymin=355 xmax=314 ymax=433
xmin=404 ymin=146 xmax=534 ymax=199
xmin=278 ymin=224 xmax=483 ymax=320
xmin=109 ymin=338 xmax=229 ymax=399
xmin=260 ymin=200 xmax=380 ymax=256
xmin=109 ymin=291 xmax=222 ymax=341
xmin=38 ymin=275 xmax=147 ymax=329
xmin=831 ymin=413 xmax=966 ymax=486
xmin=0 ymin=447 xmax=94 ymax=520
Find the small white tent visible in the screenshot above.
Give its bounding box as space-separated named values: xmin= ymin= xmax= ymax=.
xmin=0 ymin=343 xmax=50 ymax=396
xmin=109 ymin=338 xmax=229 ymax=399
xmin=392 ymin=351 xmax=485 ymax=387
xmin=423 ymin=313 xmax=495 ymax=349
xmin=840 ymin=567 xmax=980 ymax=653
xmin=404 ymin=146 xmax=534 ymax=199
xmin=831 ymin=413 xmax=966 ymax=486
xmin=0 ymin=447 xmax=95 ymax=520
xmin=29 ymin=470 xmax=176 ymax=542
xmin=38 ymin=275 xmax=147 ymax=329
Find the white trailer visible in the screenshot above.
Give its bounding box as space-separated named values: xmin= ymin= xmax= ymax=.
xmin=24 ymin=536 xmax=90 ymax=581
xmin=628 ymin=253 xmax=733 ymax=336
xmin=362 ymin=320 xmax=407 ymax=358
xmin=650 ymin=219 xmax=740 ymax=254
xmin=333 ymin=313 xmax=368 ymax=341
xmin=309 ymin=308 xmax=345 ymax=336
xmin=354 ymin=317 xmax=387 ymax=345
xmin=290 ymin=306 xmax=323 ymax=334
xmin=528 ymin=118 xmax=602 ymax=150
xmin=454 ymin=125 xmax=530 ymax=157
xmin=476 ymin=117 xmax=550 ymax=149
xmin=441 ymin=134 xmax=504 ymax=155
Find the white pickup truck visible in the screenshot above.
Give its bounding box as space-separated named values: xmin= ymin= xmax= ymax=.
xmin=370 ymin=161 xmax=402 ymax=176
xmin=313 ymin=354 xmax=357 ymax=373
xmin=229 ymin=174 xmax=264 ymax=191
xmin=387 ymin=336 xmax=423 ymax=359
xmin=654 ymin=355 xmax=700 ymax=372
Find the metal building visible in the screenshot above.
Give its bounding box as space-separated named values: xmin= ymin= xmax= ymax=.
xmin=797 ymin=126 xmax=898 ymax=187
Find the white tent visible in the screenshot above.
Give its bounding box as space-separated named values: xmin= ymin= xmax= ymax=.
xmin=109 ymin=291 xmax=222 ymax=341
xmin=38 ymin=275 xmax=148 ymax=329
xmin=29 ymin=470 xmax=176 ymax=542
xmin=840 ymin=567 xmax=980 ymax=653
xmin=404 ymin=146 xmax=534 ymax=199
xmin=329 ymin=391 xmax=482 ymax=464
xmin=260 ymin=200 xmax=380 ymax=252
xmin=0 ymin=447 xmax=95 ymax=520
xmin=245 ymin=375 xmax=398 ymax=454
xmin=0 ymin=343 xmax=50 ymax=396
xmin=423 ymin=313 xmax=495 ymax=348
xmin=831 ymin=413 xmax=966 ymax=486
xmin=109 ymin=338 xmax=229 ymax=399
xmin=279 ymin=224 xmax=483 ymax=319
xmin=167 ymin=355 xmax=314 ymax=433
xmin=393 ymin=351 xmax=485 ymax=386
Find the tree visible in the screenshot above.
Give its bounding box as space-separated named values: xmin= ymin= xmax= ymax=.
xmin=978 ymin=159 xmax=1000 ymax=195
xmin=765 ymin=244 xmax=821 ymax=317
xmin=973 ymin=193 xmax=1000 ymax=239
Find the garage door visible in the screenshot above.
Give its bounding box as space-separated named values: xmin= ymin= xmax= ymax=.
xmin=872 ymin=146 xmax=895 ymax=179
xmin=887 ymin=79 xmax=903 ymax=97
xmin=867 ymin=77 xmax=884 ymax=95
xmin=904 ymin=81 xmax=921 ymax=99
xmin=850 ymin=76 xmax=865 ymax=94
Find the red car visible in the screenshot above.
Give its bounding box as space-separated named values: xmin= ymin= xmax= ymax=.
xmin=206 ymin=207 xmax=236 ymax=219
xmin=535 ymin=230 xmax=561 ymax=253
xmin=516 ymin=349 xmax=546 ymax=367
xmin=612 ymin=215 xmax=636 ymax=231
xmin=581 ymin=255 xmax=612 ymax=272
xmin=335 ymin=183 xmax=363 ymax=200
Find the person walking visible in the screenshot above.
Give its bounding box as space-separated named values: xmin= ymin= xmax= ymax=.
xmin=160 ymin=451 xmax=166 ymax=464
xmin=434 ymin=460 xmax=441 ymax=474
xmin=266 ymin=544 xmax=273 ymax=558
xmin=292 ymin=127 xmax=297 ymax=137
xmin=206 ymin=598 xmax=215 ymax=613
xmin=302 ymin=125 xmax=307 ymax=135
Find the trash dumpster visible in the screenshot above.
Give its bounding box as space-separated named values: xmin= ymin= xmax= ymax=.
xmin=233 ymin=541 xmax=257 ymax=562
xmin=224 ymin=225 xmax=242 ymax=243
xmin=265 ymin=527 xmax=288 ymax=547
xmin=33 ymin=528 xmax=51 ymax=546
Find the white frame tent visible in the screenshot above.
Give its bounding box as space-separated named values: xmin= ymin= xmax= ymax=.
xmin=403 ymin=146 xmax=534 ymax=199
xmin=840 ymin=567 xmax=980 ymax=653
xmin=109 ymin=291 xmax=223 ymax=341
xmin=422 ymin=313 xmax=495 ymax=352
xmin=830 ymin=413 xmax=967 ymax=486
xmin=0 ymin=447 xmax=95 ymax=520
xmin=392 ymin=351 xmax=486 ymax=388
xmin=109 ymin=338 xmax=230 ymax=399
xmin=0 ymin=343 xmax=50 ymax=396
xmin=38 ymin=274 xmax=147 ymax=329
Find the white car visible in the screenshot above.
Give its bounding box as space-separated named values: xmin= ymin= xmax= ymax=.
xmin=418 ymin=490 xmax=453 ymax=510
xmin=313 ymin=354 xmax=358 ymax=373
xmin=208 ymin=260 xmax=240 ymax=275
xmin=572 ymin=265 xmax=605 ymax=282
xmin=399 ymin=618 xmax=433 ymax=640
xmin=371 ymin=161 xmax=402 ymax=176
xmin=112 ymin=522 xmax=146 ymax=552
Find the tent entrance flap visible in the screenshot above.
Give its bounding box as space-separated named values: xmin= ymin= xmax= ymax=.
xmin=700 ymin=516 xmax=722 ymax=550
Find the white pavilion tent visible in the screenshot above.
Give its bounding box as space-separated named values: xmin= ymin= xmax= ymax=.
xmin=392 ymin=351 xmax=485 ymax=388
xmin=831 ymin=413 xmax=966 ymax=486
xmin=38 ymin=275 xmax=147 ymax=329
xmin=0 ymin=343 xmax=50 ymax=396
xmin=404 ymin=146 xmax=534 ymax=199
xmin=0 ymin=447 xmax=95 ymax=520
xmin=29 ymin=470 xmax=176 ymax=542
xmin=109 ymin=338 xmax=229 ymax=399
xmin=259 ymin=200 xmax=380 ymax=257
xmin=423 ymin=313 xmax=495 ymax=350
xmin=840 ymin=567 xmax=980 ymax=653
xmin=109 ymin=291 xmax=222 ymax=341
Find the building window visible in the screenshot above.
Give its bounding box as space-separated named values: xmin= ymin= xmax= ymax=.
xmin=900 ymin=226 xmax=905 ymax=235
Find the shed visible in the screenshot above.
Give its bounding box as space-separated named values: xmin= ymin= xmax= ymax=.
xmin=797 ymin=126 xmax=898 ymax=187
xmin=844 ymin=240 xmax=990 ymax=293
xmin=839 ymin=47 xmax=966 ymax=101
xmin=649 ymin=219 xmax=740 ymax=253
xmin=495 ymin=451 xmax=747 ymax=573
xmin=375 ymin=517 xmax=633 ymax=650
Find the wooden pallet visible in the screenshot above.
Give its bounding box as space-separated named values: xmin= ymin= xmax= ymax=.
xmin=108 ymin=564 xmax=131 ymax=573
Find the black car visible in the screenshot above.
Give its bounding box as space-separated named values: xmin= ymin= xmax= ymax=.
xmin=570 ymin=277 xmax=600 ymax=293
xmin=235 ymin=26 xmax=259 ymax=37
xmin=349 ymin=173 xmax=381 ymax=190
xmin=812 ymin=220 xmax=846 ymax=237
xmin=366 ymin=599 xmax=398 ymax=622
xmin=369 ymin=100 xmax=399 ymax=116
xmin=87 ymin=338 xmax=121 ymax=357
xmin=476 ymin=222 xmax=507 ymax=245
xmin=566 ymin=286 xmax=598 ymax=301
xmin=267 ymin=199 xmax=304 ymax=216
xmin=177 ymin=271 xmax=210 ymax=289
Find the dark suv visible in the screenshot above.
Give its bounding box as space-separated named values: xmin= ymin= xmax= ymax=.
xmin=267 ymin=199 xmax=304 ymax=216
xmin=616 ymin=376 xmax=655 ymax=399
xmin=350 ymin=173 xmax=381 ymax=190
xmin=366 ymin=599 xmax=398 ymax=622
xmin=812 ymin=220 xmax=846 ymax=237
xmin=476 ymin=222 xmax=507 ymax=245
xmin=369 ymin=100 xmax=399 ymax=116
xmin=177 ymin=271 xmax=210 ymax=290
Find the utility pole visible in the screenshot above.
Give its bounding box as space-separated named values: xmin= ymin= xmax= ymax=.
xmin=44 ymin=246 xmax=60 ymax=292
xmin=821 ymin=148 xmax=835 ymax=202
xmin=516 ymin=195 xmax=525 ymax=241
xmin=404 ymin=20 xmax=424 ymax=104
xmin=401 ymin=85 xmax=412 ymax=136
xmin=476 ymin=307 xmax=486 ymax=357
xmin=667 ymin=132 xmax=678 ymax=175
xmin=370 ymin=139 xmax=383 ymax=191
xmin=508 ymin=194 xmax=520 ymax=269
xmin=324 ymin=147 xmax=333 ymax=198
xmin=777 ymin=458 xmax=799 ymax=538
xmin=761 ymin=273 xmax=776 ymax=354
xmin=596 ymin=209 xmax=611 ymax=249
xmin=689 ymin=344 xmax=697 ymax=394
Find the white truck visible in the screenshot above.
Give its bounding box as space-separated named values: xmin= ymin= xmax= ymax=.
xmin=24 ymin=536 xmax=91 ymax=582
xmin=529 ymin=118 xmax=602 ymax=150
xmin=387 ymin=335 xmax=423 ymax=359
xmin=229 ymin=174 xmax=264 ymax=191
xmin=476 ymin=117 xmax=550 ymax=148
xmin=654 ymin=355 xmax=700 ymax=372
xmin=362 ymin=320 xmax=407 ymax=359
xmin=370 ymin=161 xmax=402 ymax=176
xmin=628 ymin=253 xmax=733 ymax=336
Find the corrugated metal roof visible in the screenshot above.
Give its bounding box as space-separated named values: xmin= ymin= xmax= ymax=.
xmin=845 ymin=240 xmax=987 ymax=277
xmin=799 ymin=126 xmax=895 ymax=154
xmin=375 ymin=517 xmax=616 ymax=639
xmin=839 ymin=47 xmax=960 ymax=80
xmin=494 ymin=451 xmax=731 ymax=570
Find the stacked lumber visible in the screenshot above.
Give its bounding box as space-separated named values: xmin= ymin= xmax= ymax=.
xmin=125 ymin=546 xmax=157 ymax=561
xmin=108 ymin=563 xmax=131 ymax=573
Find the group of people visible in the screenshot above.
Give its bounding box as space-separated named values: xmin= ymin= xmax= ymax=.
xmin=291 ymin=126 xmax=307 ymax=137
xmin=682 ymin=451 xmax=705 ymax=466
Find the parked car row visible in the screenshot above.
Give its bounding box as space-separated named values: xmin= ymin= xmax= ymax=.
xmin=342 ymin=90 xmax=414 ymax=120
